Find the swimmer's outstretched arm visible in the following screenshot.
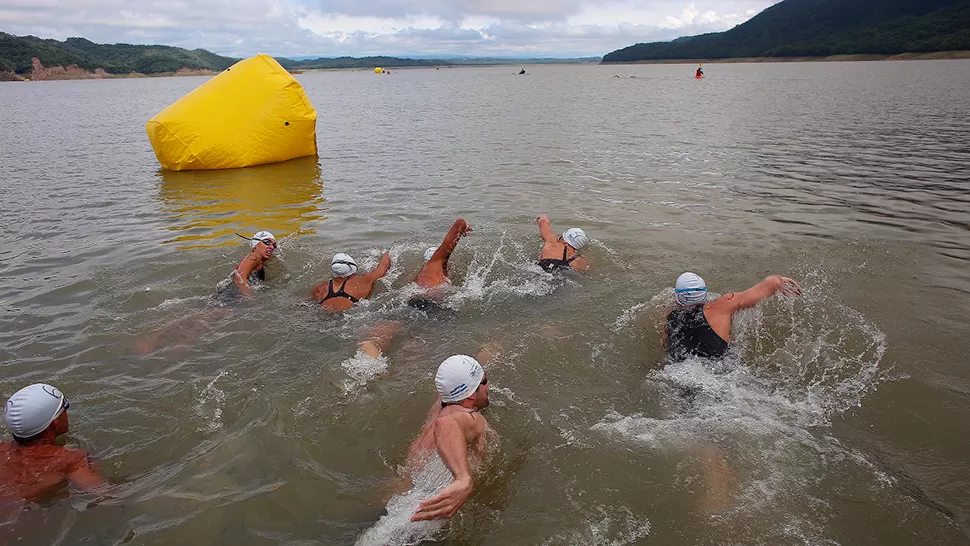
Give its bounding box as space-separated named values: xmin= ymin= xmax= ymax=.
xmin=718 ymin=275 xmax=802 ymax=313
xmin=411 ymin=415 xmax=474 ymax=521
xmin=536 ymin=215 xmax=557 ymax=244
xmin=364 ymin=252 xmax=392 ymax=282
xmin=430 ymin=218 xmax=472 ymax=263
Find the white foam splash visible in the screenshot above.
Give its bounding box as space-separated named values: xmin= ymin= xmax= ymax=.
xmin=539 ymin=505 xmax=651 ymax=546
xmin=354 ymin=458 xmax=452 ymax=546
xmin=152 ymin=295 xmax=210 ymax=311
xmin=442 ymin=232 xmax=567 ymax=309
xmin=341 ymin=350 xmax=390 ymax=394
xmin=195 ymin=370 xmax=228 ymax=432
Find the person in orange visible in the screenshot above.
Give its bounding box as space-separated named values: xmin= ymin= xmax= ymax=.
xmin=232 ymin=230 xmax=277 ymax=297
xmin=1 ymin=384 xmax=102 ymax=506
xmin=408 ymin=218 xmax=473 ymax=312
xmin=536 ymin=216 xmax=589 ymax=272
xmin=407 ymin=355 xmax=490 ymax=521
xmin=666 ymin=272 xmax=802 ymax=361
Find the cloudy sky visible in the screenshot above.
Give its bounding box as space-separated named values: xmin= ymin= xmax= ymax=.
xmin=0 ymin=0 xmax=778 ymax=58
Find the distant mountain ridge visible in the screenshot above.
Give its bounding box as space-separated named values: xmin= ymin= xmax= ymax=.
xmin=602 ymin=0 xmax=970 ymax=63
xmin=0 ymin=32 xmax=596 ymax=78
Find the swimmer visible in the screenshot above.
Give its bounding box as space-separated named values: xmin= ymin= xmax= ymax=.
xmin=666 ymin=272 xmax=802 ymax=361
xmin=232 ymin=230 xmax=276 ymax=297
xmin=408 ymin=218 xmax=472 ymax=312
xmin=407 ymin=355 xmax=490 ymax=521
xmin=312 ymin=252 xmax=391 ymax=313
xmin=536 ymin=216 xmax=588 ymax=272
xmin=1 ymin=384 xmax=103 ymax=506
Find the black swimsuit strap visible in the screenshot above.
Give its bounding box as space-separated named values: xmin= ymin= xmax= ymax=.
xmin=335 ymin=279 xmax=359 ymax=302
xmin=322 ymin=279 xmax=360 ymax=303
xmin=563 ymin=246 xmax=579 ymax=264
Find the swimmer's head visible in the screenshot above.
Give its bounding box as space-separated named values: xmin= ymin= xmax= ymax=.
xmin=424 ymin=247 xmax=438 ymax=262
xmin=331 ymin=253 xmax=358 ymax=277
xmin=435 ymin=355 xmax=488 ymax=408
xmin=4 ymin=383 xmax=70 ymax=442
xmin=251 ymin=230 xmax=276 ymax=250
xmin=562 ymin=228 xmax=588 ymax=250
xmin=675 ymin=272 xmax=707 ymax=306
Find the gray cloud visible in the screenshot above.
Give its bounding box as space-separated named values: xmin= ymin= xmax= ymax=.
xmin=310 ymin=0 xmax=587 ymax=23
xmin=0 ymin=0 xmax=777 ymax=57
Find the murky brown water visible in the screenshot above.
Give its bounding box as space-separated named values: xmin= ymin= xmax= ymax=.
xmin=1 ymin=60 xmax=969 ymax=545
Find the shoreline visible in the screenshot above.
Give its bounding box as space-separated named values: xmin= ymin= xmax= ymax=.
xmin=3 ymin=51 xmax=968 ymax=82
xmin=0 ymin=62 xmax=592 ymax=81
xmin=601 ymin=50 xmax=970 ymax=65
xmin=0 ymin=67 xmax=219 ymax=82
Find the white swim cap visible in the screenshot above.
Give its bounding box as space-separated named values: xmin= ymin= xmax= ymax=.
xmin=562 ymin=228 xmax=588 ymax=250
xmin=4 ymin=383 xmax=67 ymax=439
xmin=424 ymin=247 xmax=438 ymax=262
xmin=251 ymin=230 xmax=276 ymax=249
xmin=675 ymin=272 xmax=707 ymax=305
xmin=435 ymin=355 xmax=485 ymax=403
xmin=331 ymin=253 xmax=358 ymax=277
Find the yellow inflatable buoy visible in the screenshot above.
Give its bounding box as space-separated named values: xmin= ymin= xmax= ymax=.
xmin=374 ymin=67 xmax=383 ymax=74
xmin=146 ymin=54 xmax=317 ymax=171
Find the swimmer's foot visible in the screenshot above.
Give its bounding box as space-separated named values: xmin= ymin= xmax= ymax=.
xmin=358 ymin=341 xmax=383 ymax=359
xmin=475 ymin=342 xmax=502 ymax=363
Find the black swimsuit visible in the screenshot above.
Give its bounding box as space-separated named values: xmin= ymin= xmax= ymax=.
xmin=320 ymin=279 xmax=359 ymax=303
xmin=537 ymin=246 xmax=579 ymax=272
xmin=408 ymin=297 xmax=444 ymax=312
xmin=666 ymin=305 xmax=729 ymax=361
xmin=232 ymin=266 xmax=264 ymax=284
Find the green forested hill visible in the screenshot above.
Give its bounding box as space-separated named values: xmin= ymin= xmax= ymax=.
xmin=0 ymin=33 xmax=238 ymax=74
xmin=0 ymin=32 xmax=596 ymax=77
xmin=602 ymin=0 xmax=970 ymax=62
xmin=0 ymin=33 xmax=437 ymax=75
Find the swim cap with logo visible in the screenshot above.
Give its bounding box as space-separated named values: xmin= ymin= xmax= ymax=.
xmin=251 ymin=230 xmax=276 ymax=249
xmin=675 ymin=272 xmax=707 ymax=305
xmin=562 ymin=228 xmax=588 ymax=250
xmin=424 ymin=247 xmax=438 ymax=262
xmin=4 ymin=384 xmax=67 ymax=439
xmin=435 ymin=355 xmax=485 ymax=403
xmin=331 ymin=253 xmax=358 ymax=277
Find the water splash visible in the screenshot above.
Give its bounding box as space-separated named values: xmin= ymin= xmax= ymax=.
xmin=341 ymin=350 xmax=390 ymax=394
xmin=539 ymin=505 xmax=651 ymax=546
xmin=194 ymin=370 xmax=228 ymax=433
xmin=354 ymin=459 xmax=452 ymax=546
xmin=591 ymin=277 xmax=892 ymax=542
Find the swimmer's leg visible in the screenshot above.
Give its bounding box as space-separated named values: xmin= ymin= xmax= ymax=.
xmin=358 ymin=321 xmax=404 ymax=359
xmin=698 ymin=442 xmax=736 ymax=514
xmin=135 ymin=309 xmax=230 ymax=355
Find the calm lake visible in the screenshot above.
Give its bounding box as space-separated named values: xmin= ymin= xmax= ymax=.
xmin=1 ymin=60 xmax=969 ymax=545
